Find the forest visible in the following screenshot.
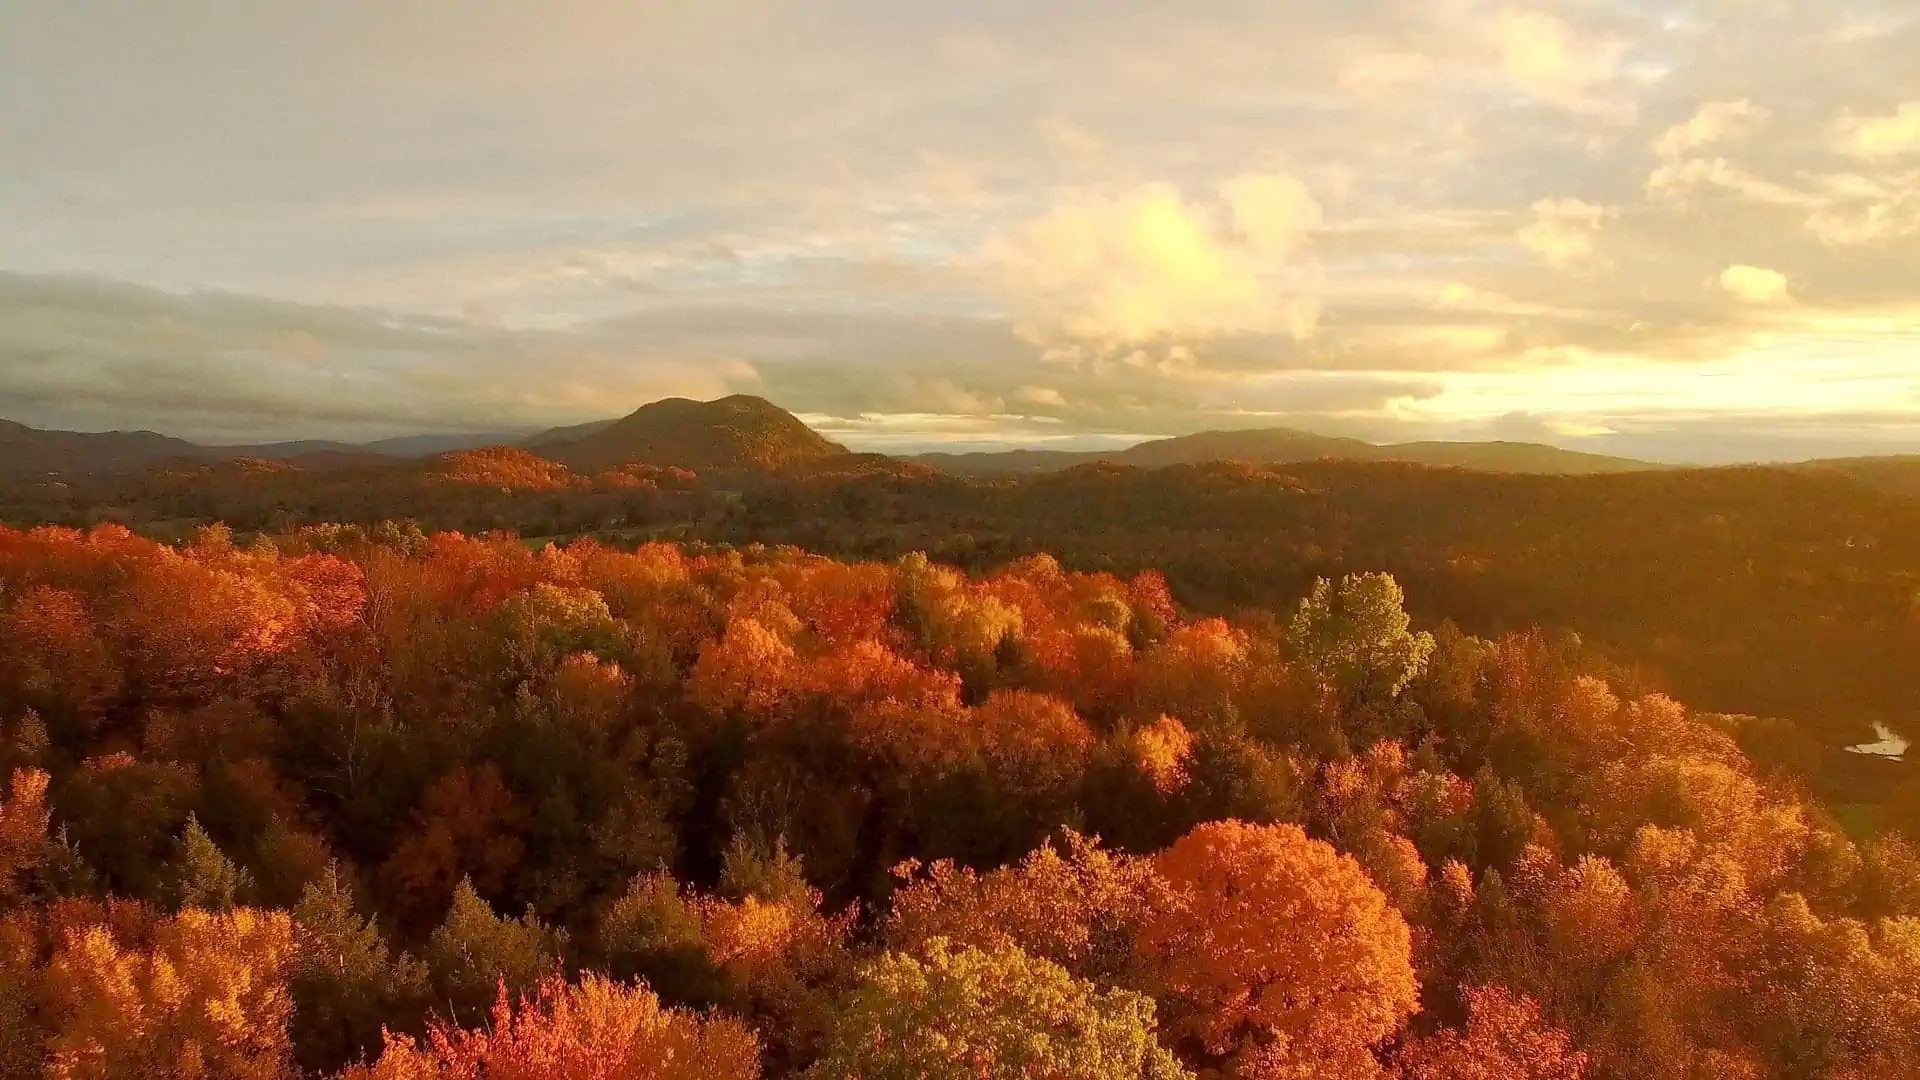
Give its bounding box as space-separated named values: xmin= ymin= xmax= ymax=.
xmin=719 ymin=461 xmax=1920 ymax=756
xmin=1 ymin=519 xmax=1917 ymax=1079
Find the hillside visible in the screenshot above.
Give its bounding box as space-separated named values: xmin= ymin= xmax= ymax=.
xmin=539 ymin=394 xmax=848 ymax=472
xmin=0 ymin=417 xmax=205 ymax=476
xmin=524 ymin=416 xmax=619 ymax=448
xmin=1799 ymin=455 xmax=1920 ymax=501
xmin=911 ymin=427 xmax=1656 ymax=475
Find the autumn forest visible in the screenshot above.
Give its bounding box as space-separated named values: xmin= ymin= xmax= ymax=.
xmin=0 ymin=475 xmax=1915 ymax=1080
xmin=10 ymin=0 xmax=1920 ymax=1072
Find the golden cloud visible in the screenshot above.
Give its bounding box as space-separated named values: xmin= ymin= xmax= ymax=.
xmin=993 ymin=176 xmax=1322 ymax=353
xmin=1719 ymin=264 xmax=1791 ymax=304
xmin=1837 ymin=102 xmax=1920 ymax=160
xmin=1517 ymin=198 xmax=1608 ymax=267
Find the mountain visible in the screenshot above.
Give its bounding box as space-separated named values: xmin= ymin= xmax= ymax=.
xmin=538 ymin=394 xmax=848 ymax=472
xmin=1796 ymin=455 xmax=1920 ymax=501
xmin=1121 ymin=428 xmax=1377 ymax=467
xmin=911 ymin=427 xmax=1656 ymax=476
xmin=524 ymin=417 xmax=619 ymax=448
xmin=218 ymin=432 xmax=527 ymax=459
xmin=1374 ymin=440 xmax=1655 ymax=474
xmin=0 ymin=418 xmax=206 ymax=476
xmin=359 ymin=432 xmax=530 ymax=456
xmin=0 ymin=418 xmax=533 ymax=477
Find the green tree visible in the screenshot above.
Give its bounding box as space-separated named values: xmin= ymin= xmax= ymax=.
xmin=1287 ymin=572 xmax=1435 ymax=711
xmin=806 ymin=938 xmax=1193 ymax=1080
xmin=166 ymin=815 xmax=252 ymax=911
xmin=426 ymin=877 xmax=566 ymax=1026
xmin=596 ymin=871 xmax=728 ymax=1006
xmin=289 ymin=865 xmax=431 ymax=1075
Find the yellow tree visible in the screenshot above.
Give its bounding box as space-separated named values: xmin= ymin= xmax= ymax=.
xmin=0 ymin=768 xmax=50 ymax=902
xmin=44 ymin=907 xmax=298 ymax=1080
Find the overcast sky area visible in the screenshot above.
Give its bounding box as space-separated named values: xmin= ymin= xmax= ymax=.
xmin=2 ymin=1 xmax=1918 ymax=460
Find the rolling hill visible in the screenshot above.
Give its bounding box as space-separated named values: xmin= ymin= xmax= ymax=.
xmin=536 ymin=394 xmax=848 ymax=472
xmin=1798 ymin=455 xmax=1920 ymax=501
xmin=0 ymin=418 xmax=206 ymax=476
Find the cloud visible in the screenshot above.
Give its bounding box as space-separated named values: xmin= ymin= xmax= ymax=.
xmin=1516 ymin=198 xmax=1607 ymax=267
xmin=992 ymin=176 xmax=1322 ymax=353
xmin=1433 ymin=282 xmax=1487 ymax=310
xmin=1837 ymin=102 xmax=1920 ymax=160
xmin=1338 ymin=50 xmax=1434 ymax=96
xmin=1803 ymin=171 xmax=1920 ymax=244
xmin=1719 ymin=264 xmax=1791 ymax=304
xmin=0 ymin=273 xmax=758 ymax=441
xmin=1654 ymin=101 xmax=1771 ymax=159
xmin=1015 ymin=385 xmax=1068 ymax=408
xmin=1221 ymin=173 xmax=1323 ymax=256
xmin=1487 ymin=9 xmax=1627 ymax=117
xmin=1645 ymin=156 xmax=1815 ymax=205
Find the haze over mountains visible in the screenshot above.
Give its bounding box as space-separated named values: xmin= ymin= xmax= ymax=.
xmin=8 ymin=395 xmax=1920 ymax=498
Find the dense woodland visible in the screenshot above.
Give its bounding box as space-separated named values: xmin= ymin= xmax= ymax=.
xmin=721 ymin=461 xmax=1920 ymax=756
xmin=1 ymin=519 xmax=1917 ymax=1079
xmin=0 ymin=448 xmax=718 ymax=541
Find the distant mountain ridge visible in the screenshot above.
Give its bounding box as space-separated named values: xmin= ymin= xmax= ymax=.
xmin=0 ymin=418 xmax=206 ymax=476
xmin=11 ymin=399 xmax=1920 ymax=486
xmin=0 ymin=419 xmax=524 ymax=477
xmin=911 ymin=427 xmax=1660 ymax=476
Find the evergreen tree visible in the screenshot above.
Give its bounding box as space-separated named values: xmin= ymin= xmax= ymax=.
xmin=166 ymin=814 xmax=252 ymax=911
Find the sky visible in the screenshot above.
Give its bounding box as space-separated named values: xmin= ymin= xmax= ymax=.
xmin=2 ymin=0 xmax=1919 ymax=460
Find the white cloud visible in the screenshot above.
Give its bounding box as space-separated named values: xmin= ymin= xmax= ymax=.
xmin=1836 ymin=102 xmax=1920 ymax=160
xmin=1516 ymin=198 xmax=1607 ymax=267
xmin=1719 ymin=264 xmax=1791 ymax=304
xmin=1654 ymin=100 xmax=1771 ymax=159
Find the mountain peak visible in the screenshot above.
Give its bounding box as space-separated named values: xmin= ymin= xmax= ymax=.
xmin=546 ymin=394 xmax=846 ymax=472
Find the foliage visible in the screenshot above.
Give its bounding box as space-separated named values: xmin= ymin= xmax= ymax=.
xmin=342 ymin=974 xmax=761 ymax=1080
xmin=43 ymin=906 xmax=298 ymax=1080
xmin=1138 ymin=820 xmax=1418 ymax=1078
xmin=806 ymin=938 xmax=1192 ymax=1080
xmin=0 ymin=521 xmax=1912 ymax=1078
xmin=425 ymin=879 xmax=566 ymax=1026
